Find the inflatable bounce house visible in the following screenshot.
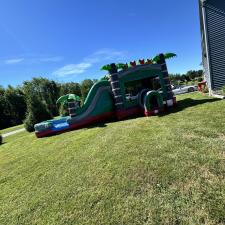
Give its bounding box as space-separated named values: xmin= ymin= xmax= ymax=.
xmin=34 ymin=53 xmax=176 ymax=138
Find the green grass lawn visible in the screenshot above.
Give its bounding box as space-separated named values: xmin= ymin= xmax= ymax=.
xmin=0 ymin=93 xmax=225 ymax=225
xmin=0 ymin=124 xmax=24 ymax=135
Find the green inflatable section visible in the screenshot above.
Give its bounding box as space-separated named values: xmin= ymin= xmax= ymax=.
xmin=34 ymin=80 xmax=115 ymax=133
xmin=144 ymin=90 xmax=163 ymax=112
xmin=67 ymin=80 xmax=115 ymax=124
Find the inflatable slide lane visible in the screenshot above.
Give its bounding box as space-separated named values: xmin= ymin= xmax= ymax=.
xmin=34 ymin=81 xmax=115 ymax=138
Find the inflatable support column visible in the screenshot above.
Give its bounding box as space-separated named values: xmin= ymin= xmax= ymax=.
xmin=109 ymin=63 xmax=126 ymax=120
xmin=157 ymin=54 xmax=176 ymax=108
xmin=68 ymin=101 xmax=77 ymax=117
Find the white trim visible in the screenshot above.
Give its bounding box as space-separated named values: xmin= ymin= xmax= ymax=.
xmin=211 ymin=94 xmax=225 ymax=99
xmin=111 ymin=81 xmax=119 ymax=84
xmin=109 ymin=73 xmax=118 ymax=77
xmin=202 ymin=5 xmax=213 ymax=92
xmin=112 ymin=88 xmax=120 ymax=91
xmin=115 ymin=102 xmax=123 ymax=106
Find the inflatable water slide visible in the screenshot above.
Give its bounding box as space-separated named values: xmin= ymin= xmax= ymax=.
xmin=34 ymin=53 xmax=176 ymax=137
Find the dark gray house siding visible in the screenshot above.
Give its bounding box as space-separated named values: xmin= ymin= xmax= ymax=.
xmin=199 ymin=0 xmax=225 ymax=91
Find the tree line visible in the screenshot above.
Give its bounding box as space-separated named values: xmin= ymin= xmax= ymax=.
xmin=169 ymin=70 xmax=203 ymax=85
xmin=0 ymin=78 xmax=97 ymax=130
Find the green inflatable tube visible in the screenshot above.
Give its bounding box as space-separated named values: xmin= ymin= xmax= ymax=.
xmin=144 ymin=90 xmax=163 ymax=112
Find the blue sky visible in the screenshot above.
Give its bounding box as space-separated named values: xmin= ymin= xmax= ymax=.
xmin=0 ymin=0 xmax=202 ymax=87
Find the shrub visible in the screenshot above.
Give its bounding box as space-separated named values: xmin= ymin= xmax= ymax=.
xmin=24 ymin=113 xmax=37 ymax=132
xmin=0 ymin=134 xmax=2 ymax=145
xmin=198 ymin=77 xmax=203 ymax=82
xmin=24 ymin=96 xmax=52 ymax=132
xmin=222 ymin=86 xmax=225 ymax=95
xmin=202 ymin=86 xmax=209 ymax=93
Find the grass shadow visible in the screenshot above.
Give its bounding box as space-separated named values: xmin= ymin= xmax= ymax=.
xmin=40 ymin=97 xmax=222 ymax=137
xmin=159 ymin=97 xmax=221 ymax=116
xmin=76 ymin=98 xmax=220 ymax=129
xmin=85 ymin=121 xmax=108 ymax=129
xmin=71 ymin=115 xmax=142 ymax=131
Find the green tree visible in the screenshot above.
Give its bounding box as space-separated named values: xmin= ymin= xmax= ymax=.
xmin=80 ymin=79 xmax=94 ymax=100
xmin=0 ymin=93 xmax=11 ymax=129
xmin=181 ymin=75 xmax=187 ymax=83
xmin=4 ymin=86 xmax=27 ymax=125
xmin=186 ymin=70 xmax=203 ymax=81
xmin=24 ymin=94 xmax=52 ymax=132
xmin=169 ymin=73 xmax=183 ymax=85
xmin=0 ymin=85 xmax=5 ymax=95
xmin=197 ymin=70 xmax=203 ymax=77
xmin=23 ymin=77 xmax=60 ymax=117
xmin=60 ymin=82 xmax=81 ymax=96
xmin=0 ymin=85 xmax=27 ymax=129
xmin=186 ymin=70 xmax=196 ymax=80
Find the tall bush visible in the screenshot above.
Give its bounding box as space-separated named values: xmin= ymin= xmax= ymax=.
xmin=0 ymin=86 xmax=27 ymax=129
xmin=222 ymin=86 xmax=225 ymax=95
xmin=4 ymin=86 xmax=27 ymax=125
xmin=23 ymin=77 xmax=60 ymax=117
xmin=24 ymin=95 xmax=52 ymax=132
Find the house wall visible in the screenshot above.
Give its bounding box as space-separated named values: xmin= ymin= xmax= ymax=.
xmin=200 ymin=0 xmax=225 ymax=91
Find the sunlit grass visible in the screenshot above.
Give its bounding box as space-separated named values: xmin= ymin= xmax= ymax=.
xmin=0 ymin=124 xmax=24 ymax=135
xmin=0 ymin=93 xmax=225 ymax=224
